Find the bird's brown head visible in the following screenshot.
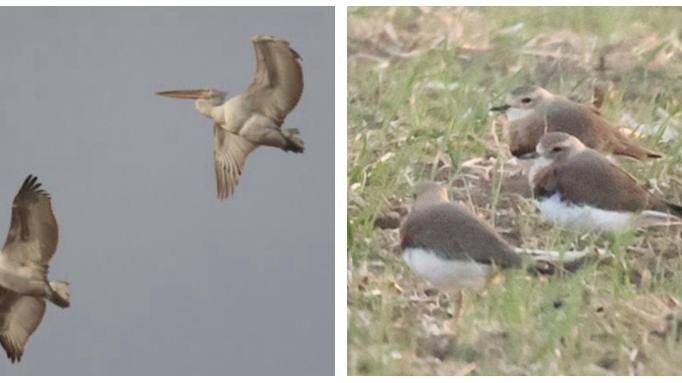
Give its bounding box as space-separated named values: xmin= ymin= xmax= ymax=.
xmin=536 ymin=132 xmax=586 ymax=161
xmin=412 ymin=182 xmax=449 ymax=210
xmin=490 ymin=85 xmax=553 ymax=114
xmin=507 ymin=85 xmax=552 ymax=110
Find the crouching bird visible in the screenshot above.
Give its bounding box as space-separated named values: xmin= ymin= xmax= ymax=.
xmin=528 ymin=132 xmax=682 ymax=233
xmin=0 ymin=175 xmax=70 ymax=363
xmin=400 ymin=182 xmax=591 ymax=328
xmin=490 ymin=85 xmax=661 ymax=160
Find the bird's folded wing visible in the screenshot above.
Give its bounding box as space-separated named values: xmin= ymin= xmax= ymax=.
xmin=534 ymin=153 xmax=652 ymax=211
xmin=0 ymin=289 xmax=46 ymax=363
xmin=401 ymin=203 xmax=521 ymax=268
xmin=1 ymin=175 xmax=58 ymax=268
xmin=244 ymin=35 xmax=303 ymax=126
xmin=213 ymin=125 xmax=258 ymax=199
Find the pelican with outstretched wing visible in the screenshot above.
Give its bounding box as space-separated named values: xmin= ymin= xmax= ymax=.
xmin=157 ymin=35 xmax=305 ymax=199
xmin=0 ymin=175 xmax=70 ymax=363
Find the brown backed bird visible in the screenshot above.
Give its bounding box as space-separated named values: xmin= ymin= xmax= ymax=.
xmin=490 ymin=85 xmax=660 ymax=160
xmin=528 ymin=132 xmax=682 ymax=233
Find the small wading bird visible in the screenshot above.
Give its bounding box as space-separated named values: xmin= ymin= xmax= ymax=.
xmin=156 ymin=35 xmax=305 ymax=199
xmin=490 ymin=85 xmax=661 ymax=160
xmin=528 ymin=132 xmax=682 ymax=233
xmin=401 ymin=182 xmax=591 ymax=325
xmin=0 ymin=175 xmax=70 ymax=363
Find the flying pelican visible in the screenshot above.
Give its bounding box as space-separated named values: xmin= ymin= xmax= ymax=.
xmin=156 ymin=35 xmax=305 ymax=199
xmin=0 ymin=175 xmax=70 ymax=363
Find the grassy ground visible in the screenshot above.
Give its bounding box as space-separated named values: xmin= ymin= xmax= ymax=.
xmin=347 ymin=7 xmax=682 ymax=375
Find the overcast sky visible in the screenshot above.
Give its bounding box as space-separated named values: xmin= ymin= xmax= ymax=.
xmin=0 ymin=7 xmax=333 ymax=375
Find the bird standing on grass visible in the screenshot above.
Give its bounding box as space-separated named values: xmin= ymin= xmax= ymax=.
xmin=0 ymin=175 xmax=70 ymax=363
xmin=157 ymin=35 xmax=305 ymax=199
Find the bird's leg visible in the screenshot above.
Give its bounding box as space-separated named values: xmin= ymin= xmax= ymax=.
xmin=48 ymin=280 xmax=70 ymax=308
xmin=454 ymin=290 xmax=464 ymax=324
xmin=240 ymin=118 xmax=305 ymax=152
xmin=443 ymin=291 xmax=464 ymax=335
xmin=280 ymin=128 xmax=305 ymax=153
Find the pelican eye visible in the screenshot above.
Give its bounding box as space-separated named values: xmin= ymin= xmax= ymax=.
xmin=551 ymin=146 xmax=562 ymax=153
xmin=521 ymin=97 xmax=532 ymax=103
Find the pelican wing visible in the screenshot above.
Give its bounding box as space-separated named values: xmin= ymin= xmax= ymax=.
xmin=1 ymin=176 xmax=58 ymax=267
xmin=0 ymin=289 xmax=46 ymax=363
xmin=214 ymin=125 xmax=258 ymax=199
xmin=243 ymin=35 xmax=304 ymax=126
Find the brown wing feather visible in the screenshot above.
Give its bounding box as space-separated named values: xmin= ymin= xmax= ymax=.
xmin=400 ymin=202 xmax=521 ymax=268
xmin=243 ymin=35 xmax=303 ymax=126
xmin=513 ymin=99 xmax=658 ymax=160
xmin=1 ymin=175 xmax=58 ymax=265
xmin=535 ymin=151 xmax=656 ymax=212
xmin=0 ymin=289 xmax=46 ymax=363
xmin=213 ymin=125 xmax=258 ymax=199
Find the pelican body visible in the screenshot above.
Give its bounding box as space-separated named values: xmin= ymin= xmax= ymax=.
xmin=157 ymin=35 xmax=305 ymax=199
xmin=0 ymin=175 xmax=70 ymax=363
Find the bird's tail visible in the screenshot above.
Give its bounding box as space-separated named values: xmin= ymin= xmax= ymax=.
xmin=281 ymin=128 xmax=305 ymax=153
xmin=634 ymin=206 xmax=682 ymax=228
xmin=612 ymin=130 xmax=662 ymax=160
xmin=665 ymin=203 xmax=682 ymax=219
xmin=514 ymin=247 xmax=613 ymax=274
xmin=48 ymin=281 xmax=70 ymax=308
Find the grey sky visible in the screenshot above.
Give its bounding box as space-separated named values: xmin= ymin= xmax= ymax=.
xmin=0 ymin=7 xmax=333 ymax=375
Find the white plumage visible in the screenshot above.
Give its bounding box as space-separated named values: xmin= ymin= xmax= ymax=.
xmin=403 ymin=248 xmax=491 ymax=291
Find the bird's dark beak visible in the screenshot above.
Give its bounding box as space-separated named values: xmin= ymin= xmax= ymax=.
xmin=490 ymin=104 xmax=511 ymax=112
xmin=155 ymin=89 xmax=211 ymax=100
xmin=518 ymin=151 xmax=540 ymax=160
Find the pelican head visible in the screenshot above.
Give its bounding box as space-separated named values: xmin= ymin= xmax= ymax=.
xmin=156 ymin=88 xmax=228 ymax=119
xmin=156 ymin=88 xmax=227 ymax=106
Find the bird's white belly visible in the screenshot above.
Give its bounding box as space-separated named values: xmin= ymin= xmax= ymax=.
xmin=537 ymin=194 xmax=634 ymax=233
xmin=403 ymin=248 xmax=490 ymax=292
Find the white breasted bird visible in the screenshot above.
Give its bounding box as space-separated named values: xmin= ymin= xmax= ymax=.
xmin=400 ymin=182 xmax=522 ymax=322
xmin=528 ymin=132 xmax=682 ymax=233
xmin=157 ymin=35 xmax=305 ymax=200
xmin=401 ymin=183 xmax=522 ymax=292
xmin=0 ymin=175 xmax=70 ymax=363
xmin=400 ymin=182 xmax=611 ymax=322
xmin=490 ymin=85 xmax=661 ymax=160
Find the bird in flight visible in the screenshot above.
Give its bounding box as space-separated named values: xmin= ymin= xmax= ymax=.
xmin=0 ymin=175 xmax=70 ymax=363
xmin=157 ymin=35 xmax=305 ymax=199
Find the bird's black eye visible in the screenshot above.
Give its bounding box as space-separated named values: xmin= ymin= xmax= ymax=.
xmin=521 ymin=97 xmax=532 ymax=103
xmin=551 ymin=146 xmax=562 ymax=153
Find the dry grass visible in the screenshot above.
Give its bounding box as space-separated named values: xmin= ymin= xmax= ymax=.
xmin=347 ymin=6 xmax=682 ymax=375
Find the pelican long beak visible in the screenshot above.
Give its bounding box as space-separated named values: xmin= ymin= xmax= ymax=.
xmin=155 ymin=89 xmax=212 ymax=100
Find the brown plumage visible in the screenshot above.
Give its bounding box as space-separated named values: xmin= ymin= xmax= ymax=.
xmin=400 ymin=183 xmax=521 ymax=268
xmin=531 ymin=133 xmax=681 ymax=216
xmin=491 ymin=85 xmax=661 ymax=160
xmin=244 ymin=36 xmax=304 ymax=127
